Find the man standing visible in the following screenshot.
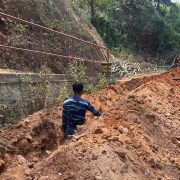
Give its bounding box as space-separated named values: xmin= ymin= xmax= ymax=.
xmin=62 ymin=81 xmax=101 ymax=137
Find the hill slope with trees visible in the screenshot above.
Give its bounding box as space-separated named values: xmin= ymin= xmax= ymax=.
xmin=74 ymin=0 xmax=180 ymax=65
xmin=0 ymin=0 xmax=180 ymax=72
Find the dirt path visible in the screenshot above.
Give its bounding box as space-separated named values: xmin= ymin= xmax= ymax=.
xmin=0 ymin=68 xmax=180 ymax=180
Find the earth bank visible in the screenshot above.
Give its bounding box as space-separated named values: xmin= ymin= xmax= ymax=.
xmin=0 ymin=68 xmax=180 ymax=180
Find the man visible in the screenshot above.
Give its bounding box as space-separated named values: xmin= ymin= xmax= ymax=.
xmin=62 ymin=81 xmax=101 ymax=137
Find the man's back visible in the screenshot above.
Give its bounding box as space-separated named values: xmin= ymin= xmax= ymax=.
xmin=62 ymin=81 xmax=101 ymax=136
xmin=62 ymin=97 xmax=101 ymax=129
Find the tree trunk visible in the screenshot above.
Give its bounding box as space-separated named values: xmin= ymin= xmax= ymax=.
xmin=157 ymin=0 xmax=160 ymax=11
xmin=90 ymin=0 xmax=95 ymax=17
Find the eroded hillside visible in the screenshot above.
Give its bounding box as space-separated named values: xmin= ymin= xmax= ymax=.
xmin=0 ymin=0 xmax=105 ymax=75
xmin=0 ymin=68 xmax=180 ymax=180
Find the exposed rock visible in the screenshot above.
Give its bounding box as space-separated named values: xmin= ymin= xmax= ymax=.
xmin=17 ymin=155 xmax=29 ymax=167
xmin=107 ymin=136 xmax=119 ymax=141
xmin=170 ymin=157 xmax=175 ymax=164
xmin=95 ymin=175 xmax=103 ymax=180
xmin=39 ymin=176 xmax=49 ymax=180
xmin=24 ymin=119 xmax=30 ymax=124
xmin=24 ymin=169 xmax=31 ymax=176
xmin=0 ymin=159 xmax=5 ymax=172
xmin=145 ymin=169 xmax=150 ymax=175
xmin=32 ymin=157 xmax=39 ymax=163
xmin=92 ymin=152 xmax=98 ymax=160
xmin=132 ymin=140 xmax=142 ymax=149
xmin=45 ymin=150 xmax=52 ymax=156
xmin=114 ymin=149 xmax=127 ymax=159
xmin=147 ymin=157 xmax=156 ymax=168
xmin=119 ymin=126 xmax=128 ymax=134
xmin=48 ymin=129 xmax=57 ymax=138
xmin=156 ymin=162 xmax=163 ymax=170
xmin=4 ymin=153 xmax=11 ymax=163
xmin=28 ymin=162 xmax=35 ymax=168
xmin=165 ymin=113 xmax=171 ymax=117
xmin=120 ymin=162 xmax=128 ymax=173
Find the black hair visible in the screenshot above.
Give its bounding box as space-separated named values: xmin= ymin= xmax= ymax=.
xmin=73 ymin=81 xmax=83 ymax=93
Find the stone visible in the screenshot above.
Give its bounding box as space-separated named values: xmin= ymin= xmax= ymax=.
xmin=166 ymin=113 xmax=171 ymax=117
xmin=102 ymin=149 xmax=107 ymax=154
xmin=28 ymin=162 xmax=35 ymax=168
xmin=156 ymin=162 xmax=163 ymax=170
xmin=120 ymin=163 xmax=128 ymax=173
xmin=128 ymin=94 xmax=135 ymax=99
xmin=95 ymin=175 xmax=103 ymax=180
xmin=25 ymin=169 xmax=31 ymax=176
xmin=69 ymin=172 xmax=75 ymax=178
xmin=107 ymin=136 xmax=119 ymax=141
xmin=46 ymin=150 xmax=51 ymax=156
xmin=4 ymin=153 xmax=11 ymax=163
xmin=17 ymin=155 xmax=29 ymax=167
xmin=175 ymin=162 xmax=180 ymax=170
xmin=32 ymin=157 xmax=39 ymax=163
xmin=145 ymin=113 xmax=156 ymax=123
xmin=24 ymin=119 xmax=30 ymax=124
xmin=170 ymin=157 xmax=175 ymax=164
xmin=132 ymin=140 xmax=142 ymax=149
xmin=26 ymin=177 xmax=32 ymax=180
xmin=114 ymin=149 xmax=127 ymax=159
xmin=0 ymin=159 xmax=5 ymax=172
xmin=147 ymin=157 xmax=156 ymax=168
xmin=48 ymin=129 xmax=57 ymax=138
xmin=119 ymin=126 xmax=128 ymax=134
xmin=145 ymin=169 xmax=150 ymax=175
xmin=39 ymin=176 xmax=49 ymax=180
xmin=101 ymin=134 xmax=111 ymax=139
xmin=92 ymin=152 xmax=98 ymax=160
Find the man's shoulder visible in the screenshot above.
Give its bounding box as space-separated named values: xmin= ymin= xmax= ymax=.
xmin=76 ymin=97 xmax=91 ymax=106
xmin=63 ymin=97 xmax=90 ymax=105
xmin=79 ymin=97 xmax=90 ymax=104
xmin=63 ymin=97 xmax=73 ymax=105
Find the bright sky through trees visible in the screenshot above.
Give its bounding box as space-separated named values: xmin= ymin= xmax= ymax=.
xmin=171 ymin=0 xmax=180 ymax=2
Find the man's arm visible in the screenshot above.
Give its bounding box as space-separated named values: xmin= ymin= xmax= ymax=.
xmin=87 ymin=102 xmax=101 ymax=116
xmin=62 ymin=104 xmax=67 ymax=131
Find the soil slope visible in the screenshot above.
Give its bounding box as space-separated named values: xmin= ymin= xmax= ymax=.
xmin=0 ymin=0 xmax=104 ymax=75
xmin=0 ymin=68 xmax=180 ymax=180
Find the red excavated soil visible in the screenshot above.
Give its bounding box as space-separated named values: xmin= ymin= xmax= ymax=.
xmin=0 ymin=68 xmax=180 ymax=180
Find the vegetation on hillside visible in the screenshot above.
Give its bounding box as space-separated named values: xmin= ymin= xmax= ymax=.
xmin=0 ymin=0 xmax=179 ymax=71
xmin=73 ymin=0 xmax=180 ymax=65
xmin=0 ymin=0 xmax=104 ymax=74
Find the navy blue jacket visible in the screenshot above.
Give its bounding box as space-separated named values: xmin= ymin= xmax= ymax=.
xmin=62 ymin=97 xmax=101 ymax=130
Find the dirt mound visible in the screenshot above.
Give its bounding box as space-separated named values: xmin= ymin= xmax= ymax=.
xmin=0 ymin=68 xmax=180 ymax=180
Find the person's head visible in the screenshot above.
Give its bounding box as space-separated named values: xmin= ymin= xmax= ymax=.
xmin=73 ymin=81 xmax=83 ymax=95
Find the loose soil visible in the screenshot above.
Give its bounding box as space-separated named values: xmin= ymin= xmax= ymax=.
xmin=0 ymin=68 xmax=180 ymax=180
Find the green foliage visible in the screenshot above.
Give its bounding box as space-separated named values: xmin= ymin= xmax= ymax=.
xmin=38 ymin=66 xmax=50 ymax=109
xmin=20 ymin=75 xmax=35 ymax=113
xmin=0 ymin=86 xmax=18 ymax=126
xmin=67 ymin=60 xmax=86 ymax=82
xmin=15 ymin=89 xmax=28 ymax=119
xmin=95 ymin=73 xmax=108 ymax=90
xmin=83 ymin=79 xmax=94 ymax=94
xmin=0 ymin=67 xmax=51 ymax=127
xmin=14 ymin=24 xmax=28 ymax=32
xmin=72 ymin=0 xmax=113 ymax=17
xmin=55 ymin=82 xmax=71 ymax=106
xmin=3 ymin=123 xmax=9 ymax=130
xmin=91 ymin=14 xmax=126 ymax=48
xmin=67 ymin=60 xmax=116 ymax=94
xmin=89 ymin=0 xmax=180 ymax=61
xmin=73 ymin=0 xmax=179 ymax=62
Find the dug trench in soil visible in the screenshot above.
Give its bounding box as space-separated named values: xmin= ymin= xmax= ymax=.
xmin=0 ymin=68 xmax=180 ymax=180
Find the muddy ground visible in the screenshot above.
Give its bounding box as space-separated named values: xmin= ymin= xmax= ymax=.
xmin=0 ymin=68 xmax=180 ymax=180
